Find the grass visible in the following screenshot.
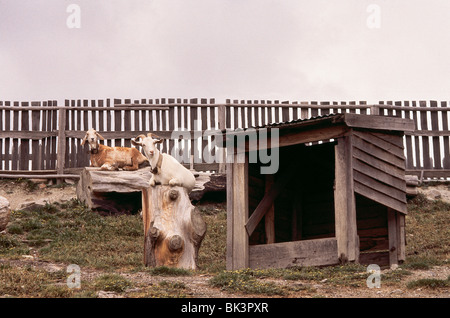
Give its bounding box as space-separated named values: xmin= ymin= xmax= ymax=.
xmin=209 ymin=268 xmax=286 ymax=296
xmin=405 ymin=193 xmax=450 ymax=265
xmin=406 ymin=276 xmax=450 ymax=289
xmin=3 ymin=199 xmax=144 ymax=270
xmin=0 ymin=184 xmax=449 ymax=297
xmin=94 ymin=274 xmax=133 ymax=292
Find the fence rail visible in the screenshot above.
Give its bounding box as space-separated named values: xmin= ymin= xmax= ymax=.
xmin=1 ymin=99 xmax=449 ymax=180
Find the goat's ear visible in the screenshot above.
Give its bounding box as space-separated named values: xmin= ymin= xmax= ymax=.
xmin=80 ymin=134 xmax=87 ymax=146
xmin=132 ymin=135 xmax=146 ymax=146
xmin=154 ymin=138 xmax=164 ymax=144
xmin=131 ymin=139 xmax=142 ymax=146
xmin=96 ymin=132 xmax=105 ymax=141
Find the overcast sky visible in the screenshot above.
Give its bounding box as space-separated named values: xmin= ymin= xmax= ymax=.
xmin=1 ymin=0 xmax=450 ymax=105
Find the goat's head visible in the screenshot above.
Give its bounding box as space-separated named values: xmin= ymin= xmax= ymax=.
xmin=131 ymin=133 xmax=164 ymax=159
xmin=81 ymin=128 xmax=105 ymax=154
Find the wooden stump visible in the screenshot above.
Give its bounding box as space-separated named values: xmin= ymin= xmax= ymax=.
xmin=77 ymin=167 xmax=152 ymax=214
xmin=142 ymin=185 xmax=207 ymax=269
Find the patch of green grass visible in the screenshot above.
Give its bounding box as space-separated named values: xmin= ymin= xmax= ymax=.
xmin=401 ymin=257 xmax=434 ymax=270
xmin=407 ymin=275 xmax=450 ymax=289
xmin=209 ymin=269 xmax=286 ymax=296
xmin=134 ymin=280 xmax=190 ymax=298
xmin=146 ymin=266 xmax=192 ymax=276
xmin=406 ymin=193 xmax=450 ymax=263
xmin=0 ymin=263 xmax=75 ymax=298
xmin=94 ymin=274 xmax=133 ymax=293
xmin=5 ymin=199 xmax=144 ymax=270
xmin=196 ymin=204 xmax=227 ymax=273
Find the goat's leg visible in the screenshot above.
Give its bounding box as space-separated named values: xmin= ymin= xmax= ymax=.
xmin=100 ymin=162 xmax=119 ymax=171
xmin=123 ymin=159 xmax=139 ymax=171
xmin=169 ymin=178 xmax=181 ymax=187
xmin=150 ymin=176 xmax=156 ymax=187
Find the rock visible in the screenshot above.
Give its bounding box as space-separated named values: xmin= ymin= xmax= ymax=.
xmin=189 ymin=173 xmax=226 ymax=201
xmin=18 ymin=199 xmax=49 ymax=211
xmin=97 ymin=290 xmax=124 ymax=298
xmin=429 ymin=189 xmax=441 ymax=200
xmin=390 ymin=264 xmax=399 ymax=270
xmin=0 ymin=196 xmax=11 ymax=231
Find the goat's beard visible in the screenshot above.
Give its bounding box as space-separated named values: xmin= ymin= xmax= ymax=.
xmin=88 ymin=145 xmax=99 ymax=154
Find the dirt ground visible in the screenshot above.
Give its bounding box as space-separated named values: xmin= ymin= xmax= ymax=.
xmin=0 ymin=180 xmax=449 ymax=298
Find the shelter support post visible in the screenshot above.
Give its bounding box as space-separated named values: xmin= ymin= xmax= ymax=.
xmin=334 ymin=135 xmax=359 ymax=263
xmin=226 ymin=153 xmax=249 ymax=270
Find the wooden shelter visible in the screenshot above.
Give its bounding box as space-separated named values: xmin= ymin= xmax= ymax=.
xmin=221 ymin=113 xmax=415 ymax=270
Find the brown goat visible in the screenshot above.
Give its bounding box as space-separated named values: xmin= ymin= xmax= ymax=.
xmin=81 ymin=129 xmax=149 ymax=171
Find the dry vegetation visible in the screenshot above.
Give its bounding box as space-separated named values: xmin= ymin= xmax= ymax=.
xmin=0 ymin=178 xmax=449 ymax=299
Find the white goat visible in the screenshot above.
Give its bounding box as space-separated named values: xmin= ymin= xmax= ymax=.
xmin=81 ymin=128 xmax=149 ymax=171
xmin=131 ymin=133 xmax=196 ymax=193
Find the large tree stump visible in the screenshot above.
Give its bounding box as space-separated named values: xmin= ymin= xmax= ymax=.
xmin=142 ymin=185 xmax=207 ymax=269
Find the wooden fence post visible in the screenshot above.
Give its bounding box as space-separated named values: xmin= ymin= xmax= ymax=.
xmin=56 ymin=102 xmax=67 ymax=183
xmin=218 ymin=104 xmax=226 ymax=173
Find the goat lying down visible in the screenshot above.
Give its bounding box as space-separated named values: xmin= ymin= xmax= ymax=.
xmin=81 ymin=128 xmax=149 ymax=171
xmin=131 ymin=133 xmax=196 ymax=193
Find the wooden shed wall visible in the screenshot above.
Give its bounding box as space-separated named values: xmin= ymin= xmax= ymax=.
xmin=352 ymin=129 xmax=407 ymax=214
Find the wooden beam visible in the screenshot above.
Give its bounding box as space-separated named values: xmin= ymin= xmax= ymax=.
xmin=56 ymin=105 xmax=67 ymax=182
xmin=226 ymin=162 xmax=234 ymax=270
xmin=0 ymin=131 xmax=58 ymax=139
xmin=226 ymin=154 xmax=249 ymax=270
xmin=239 ymin=125 xmax=349 ymax=153
xmin=334 ymin=135 xmax=359 ymax=263
xmin=249 ymin=238 xmax=339 ymax=269
xmin=264 ymin=174 xmax=275 ymax=244
xmin=388 ymin=208 xmax=399 ymax=266
xmin=343 ymin=113 xmax=415 ymax=132
xmin=245 ymin=162 xmax=296 ymax=237
xmin=397 ymin=212 xmax=406 ymax=263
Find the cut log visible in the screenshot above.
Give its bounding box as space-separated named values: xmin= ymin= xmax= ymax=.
xmin=405 ymin=175 xmax=419 ymax=197
xmin=76 ymin=167 xmax=153 ymax=214
xmin=0 ymin=196 xmax=10 ymax=232
xmin=189 ymin=172 xmax=227 ymax=201
xmin=142 ymin=185 xmax=207 ymax=269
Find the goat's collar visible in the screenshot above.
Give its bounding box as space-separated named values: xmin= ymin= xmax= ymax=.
xmin=151 ymin=153 xmax=163 ymax=174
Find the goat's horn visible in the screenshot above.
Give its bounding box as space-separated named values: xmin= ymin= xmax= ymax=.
xmin=135 ymin=134 xmax=146 ymax=141
xmin=148 ymin=133 xmax=160 ymax=139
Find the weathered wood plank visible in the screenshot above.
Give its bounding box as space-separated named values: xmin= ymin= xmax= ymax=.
xmin=354 ymin=181 xmax=407 ymax=214
xmin=249 ymin=238 xmax=339 ymax=269
xmin=359 ymin=251 xmax=389 ymax=266
xmin=419 ymin=101 xmax=432 ymax=169
xmin=264 ymin=174 xmax=275 ymax=244
xmin=440 ymin=101 xmax=450 ymax=169
xmin=20 ymin=102 xmax=30 ymax=170
xmin=352 ymin=147 xmax=405 ymax=180
xmin=334 ymin=135 xmax=358 ymax=262
xmin=388 ymin=208 xmax=399 ymax=266
xmin=353 ymin=170 xmax=406 ymax=203
xmin=353 ymin=130 xmax=404 ymax=159
xmin=231 ymin=158 xmax=249 ymax=270
xmin=353 ymin=158 xmax=405 ymax=192
xmin=226 ymin=162 xmax=234 ymax=270
xmin=353 ymin=135 xmax=405 ymax=169
xmin=343 ymin=113 xmax=415 ymax=132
